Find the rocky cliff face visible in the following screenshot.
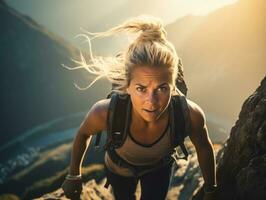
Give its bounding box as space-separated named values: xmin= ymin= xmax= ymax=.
xmin=193 ymin=76 xmax=266 ymax=200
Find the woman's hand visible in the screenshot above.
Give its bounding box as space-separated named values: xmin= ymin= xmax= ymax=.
xmin=61 ymin=178 xmax=82 ymax=199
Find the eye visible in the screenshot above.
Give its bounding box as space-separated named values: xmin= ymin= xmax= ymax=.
xmin=136 ymin=87 xmax=146 ymax=92
xmin=157 ymin=86 xmax=168 ymax=92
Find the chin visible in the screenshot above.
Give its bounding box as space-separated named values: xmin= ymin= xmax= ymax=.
xmin=143 ymin=117 xmax=156 ymax=122
xmin=141 ymin=113 xmax=159 ymax=122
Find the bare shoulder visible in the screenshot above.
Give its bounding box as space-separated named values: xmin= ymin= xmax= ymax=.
xmin=77 ymin=99 xmax=110 ymax=136
xmin=89 ymin=99 xmax=110 ymax=122
xmin=186 ymin=99 xmax=212 ymax=147
xmin=186 ymin=99 xmax=206 ymax=130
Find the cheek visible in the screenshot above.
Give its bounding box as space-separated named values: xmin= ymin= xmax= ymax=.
xmin=127 ymin=86 xmax=142 ymax=99
xmin=130 ymin=94 xmax=144 ymax=113
xmin=158 ymin=92 xmax=171 ymax=105
xmin=131 ymin=92 xmax=143 ymax=105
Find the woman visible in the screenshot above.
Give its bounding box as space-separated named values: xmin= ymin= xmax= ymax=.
xmin=62 ymin=16 xmax=217 ymax=200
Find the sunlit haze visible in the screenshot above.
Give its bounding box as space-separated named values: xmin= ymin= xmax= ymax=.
xmin=6 ymin=0 xmax=238 ymax=39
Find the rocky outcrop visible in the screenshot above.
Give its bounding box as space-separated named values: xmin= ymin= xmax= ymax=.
xmin=38 ymin=180 xmax=114 ymax=200
xmin=193 ymin=76 xmax=266 ymax=200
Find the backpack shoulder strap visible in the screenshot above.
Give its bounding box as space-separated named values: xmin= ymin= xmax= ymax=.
xmin=179 ymin=95 xmax=192 ymax=136
xmin=93 ymin=92 xmax=117 ymax=149
xmin=94 ymin=93 xmax=131 ymax=150
xmin=170 ymin=95 xmax=191 ymax=160
xmin=104 ymin=93 xmax=131 ymax=149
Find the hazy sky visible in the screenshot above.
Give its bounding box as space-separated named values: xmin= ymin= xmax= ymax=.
xmin=6 ymin=0 xmax=238 ymax=44
xmin=6 ymin=0 xmax=238 ymax=24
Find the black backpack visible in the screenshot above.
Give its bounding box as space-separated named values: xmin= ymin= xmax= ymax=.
xmin=93 ymin=91 xmax=191 ymax=178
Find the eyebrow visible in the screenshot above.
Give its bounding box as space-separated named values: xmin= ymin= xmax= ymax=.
xmin=135 ymin=83 xmax=168 ymax=87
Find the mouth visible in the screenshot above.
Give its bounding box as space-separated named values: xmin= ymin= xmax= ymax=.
xmin=143 ymin=109 xmax=158 ymax=113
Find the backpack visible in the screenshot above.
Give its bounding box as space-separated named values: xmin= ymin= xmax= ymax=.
xmin=93 ymin=90 xmax=191 ymax=178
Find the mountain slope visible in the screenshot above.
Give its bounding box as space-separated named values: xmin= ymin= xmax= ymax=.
xmin=0 ymin=2 xmax=109 ymax=148
xmin=166 ymin=0 xmax=265 ymax=124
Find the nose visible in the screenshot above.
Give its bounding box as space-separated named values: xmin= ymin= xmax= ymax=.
xmin=145 ymin=90 xmax=158 ymax=105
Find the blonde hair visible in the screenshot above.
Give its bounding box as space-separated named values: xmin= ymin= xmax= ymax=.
xmin=63 ymin=15 xmax=185 ymax=95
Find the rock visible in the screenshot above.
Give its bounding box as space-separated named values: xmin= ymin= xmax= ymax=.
xmin=236 ymin=155 xmax=266 ymax=200
xmin=36 ymin=179 xmax=113 ymax=200
xmin=167 ymin=142 xmax=203 ymax=200
xmin=167 ymin=142 xmax=222 ymax=200
xmin=193 ymin=76 xmax=266 ymax=200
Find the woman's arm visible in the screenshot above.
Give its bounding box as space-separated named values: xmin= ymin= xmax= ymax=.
xmin=187 ymin=100 xmax=217 ymax=189
xmin=62 ymin=99 xmax=110 ymax=198
xmin=69 ymin=99 xmax=110 ymax=175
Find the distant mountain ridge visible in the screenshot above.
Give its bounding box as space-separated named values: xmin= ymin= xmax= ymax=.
xmin=0 ymin=2 xmax=109 ymax=148
xmin=166 ymin=0 xmax=265 ymax=124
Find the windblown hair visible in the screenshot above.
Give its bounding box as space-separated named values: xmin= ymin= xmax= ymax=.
xmin=63 ymin=15 xmax=186 ymax=95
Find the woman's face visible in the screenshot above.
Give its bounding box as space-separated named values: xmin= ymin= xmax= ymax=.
xmin=127 ymin=65 xmax=174 ymax=123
